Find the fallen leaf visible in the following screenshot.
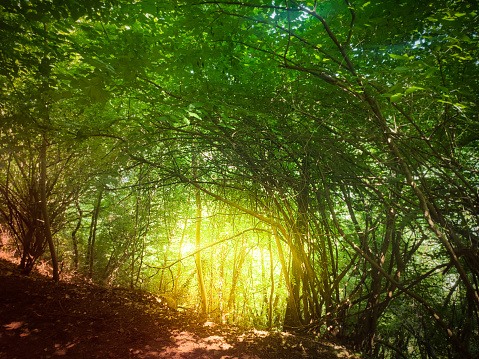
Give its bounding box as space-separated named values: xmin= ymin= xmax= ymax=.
xmin=3 ymin=321 xmax=24 ymax=330
xmin=20 ymin=328 xmax=31 ymax=337
xmin=54 ymin=348 xmax=67 ymax=356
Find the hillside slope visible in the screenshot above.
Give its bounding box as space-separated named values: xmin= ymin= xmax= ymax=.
xmin=0 ymin=257 xmax=357 ymax=359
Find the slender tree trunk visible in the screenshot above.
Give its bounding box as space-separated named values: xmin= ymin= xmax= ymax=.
xmin=284 ymin=251 xmax=302 ymax=329
xmin=135 ymin=183 xmax=152 ymax=287
xmin=37 ymin=23 xmax=58 ymax=281
xmin=273 ymin=226 xmax=300 ymax=329
xmin=174 ymin=217 xmax=188 ymax=298
xmin=130 ymin=190 xmax=140 ymax=288
xmin=227 ymin=236 xmax=247 ymax=311
xmin=191 ymin=147 xmax=208 ymax=316
xmin=40 ymin=134 xmax=59 ymax=282
xmin=195 ymin=187 xmax=208 ymax=315
xmin=209 ymin=252 xmax=214 ymax=312
xmin=87 ymin=188 xmax=103 ymax=279
xmin=19 ymin=226 xmax=34 ymax=273
xmin=71 ymin=199 xmax=82 ymax=271
xmin=260 ymin=246 xmax=268 ymax=319
xmin=219 ymin=244 xmax=226 ymax=323
xmin=268 ymin=239 xmax=275 ymax=329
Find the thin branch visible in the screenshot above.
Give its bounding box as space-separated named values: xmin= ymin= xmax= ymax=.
xmin=136 ymin=75 xmax=183 ymax=100
xmin=284 ymin=0 xmax=292 ymax=66
xmin=295 ymin=2 xmax=357 ymax=74
xmin=218 ymin=9 xmax=347 ymax=70
xmin=344 ymin=0 xmax=355 ymax=47
xmin=146 ymin=227 xmax=270 ymax=270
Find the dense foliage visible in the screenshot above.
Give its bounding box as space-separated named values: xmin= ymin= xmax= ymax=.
xmin=1 ymin=0 xmax=478 ymax=357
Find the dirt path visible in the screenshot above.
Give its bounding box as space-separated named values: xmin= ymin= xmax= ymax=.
xmin=0 ymin=257 xmax=357 ymax=359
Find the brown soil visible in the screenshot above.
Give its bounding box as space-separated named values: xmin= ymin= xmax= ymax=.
xmin=0 ymin=256 xmax=358 ymax=359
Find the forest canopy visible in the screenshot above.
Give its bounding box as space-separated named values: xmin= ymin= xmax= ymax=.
xmin=1 ymin=0 xmax=478 ymax=357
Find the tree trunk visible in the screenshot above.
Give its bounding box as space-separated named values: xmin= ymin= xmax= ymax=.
xmin=273 ymin=227 xmax=300 ymax=329
xmin=87 ymin=187 xmax=103 ymax=279
xmin=195 ymin=187 xmax=208 ymax=315
xmin=130 ymin=190 xmax=140 ymax=288
xmin=284 ymin=252 xmax=302 ymax=329
xmin=174 ymin=216 xmax=188 ymax=298
xmin=71 ymin=199 xmax=82 ymax=271
xmin=268 ymin=239 xmax=275 ymax=329
xmin=40 ymin=134 xmax=59 ymax=282
xmin=227 ymin=236 xmax=247 ymax=312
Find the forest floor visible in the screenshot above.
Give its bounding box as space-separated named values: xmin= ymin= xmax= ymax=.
xmin=0 ymin=255 xmax=358 ymax=359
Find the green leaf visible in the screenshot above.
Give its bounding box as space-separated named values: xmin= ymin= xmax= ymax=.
xmin=187 ymin=111 xmax=201 ymax=120
xmin=393 ymin=66 xmax=410 ymax=72
xmin=389 ymin=54 xmax=411 ymax=60
xmin=390 ymin=93 xmax=403 ymax=103
xmin=405 ymin=86 xmax=424 ymax=94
